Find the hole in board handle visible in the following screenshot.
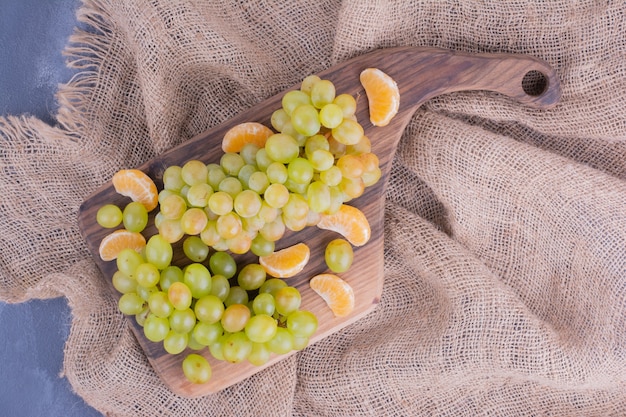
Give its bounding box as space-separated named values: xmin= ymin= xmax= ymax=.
xmin=522 ymin=70 xmax=548 ymax=97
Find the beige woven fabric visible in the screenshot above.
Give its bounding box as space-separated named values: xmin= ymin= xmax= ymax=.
xmin=1 ymin=0 xmax=625 ymax=415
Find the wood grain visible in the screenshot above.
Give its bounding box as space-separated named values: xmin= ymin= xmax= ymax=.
xmin=77 ymin=46 xmax=560 ymax=398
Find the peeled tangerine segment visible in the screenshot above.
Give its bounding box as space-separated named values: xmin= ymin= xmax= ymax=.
xmin=259 ymin=242 xmax=310 ymax=278
xmin=98 ymin=229 xmax=146 ymax=261
xmin=359 ymin=67 xmax=400 ymax=127
xmin=222 ymin=122 xmax=274 ymax=153
xmin=316 ymin=204 xmax=371 ymax=247
xmin=112 ymin=169 xmax=159 ymax=211
xmin=309 ymin=273 xmax=355 ymax=318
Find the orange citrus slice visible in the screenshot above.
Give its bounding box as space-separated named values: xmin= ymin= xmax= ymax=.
xmin=359 ymin=68 xmax=400 ymax=127
xmin=112 ymin=169 xmax=158 ymax=211
xmin=222 ymin=122 xmax=274 ymax=153
xmin=316 ymin=204 xmax=371 ymax=246
xmin=309 ymin=273 xmax=355 ymax=318
xmin=98 ymin=229 xmax=146 ymax=261
xmin=259 ymin=242 xmax=310 ymax=278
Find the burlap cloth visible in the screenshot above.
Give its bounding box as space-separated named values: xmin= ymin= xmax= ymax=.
xmin=1 ymin=0 xmax=625 ymax=415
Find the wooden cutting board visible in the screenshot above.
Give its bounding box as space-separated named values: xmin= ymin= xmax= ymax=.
xmin=77 ymin=46 xmax=560 ymax=398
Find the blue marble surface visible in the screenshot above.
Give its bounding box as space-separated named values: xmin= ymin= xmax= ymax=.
xmin=0 ymin=0 xmax=104 ymax=415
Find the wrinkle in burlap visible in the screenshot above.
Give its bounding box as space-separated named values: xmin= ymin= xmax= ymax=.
xmin=1 ymin=1 xmax=625 ymax=415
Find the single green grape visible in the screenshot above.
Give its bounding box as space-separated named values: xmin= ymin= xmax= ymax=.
xmin=112 ymin=270 xmax=137 ymax=294
xmin=148 ymin=291 xmax=174 ymax=318
xmin=237 ymin=164 xmax=257 ymax=188
xmin=286 ymin=310 xmax=318 ymax=338
xmin=163 ymin=165 xmax=185 ymax=191
xmin=259 ymin=216 xmax=286 ymax=242
xmin=282 ymin=90 xmax=311 ymax=116
xmin=180 ymin=207 xmax=209 ymax=235
xmin=266 ymin=327 xmax=294 ymax=355
xmin=332 ymin=118 xmax=364 ymax=145
xmin=122 ymin=201 xmax=148 ymax=232
xmin=245 ymin=314 xmax=278 ymax=344
xmin=118 ymin=292 xmax=145 ymax=315
xmin=181 ymin=160 xmax=208 ymax=186
xmin=216 ymin=212 xmax=243 ymax=240
xmin=220 ymin=152 xmax=245 ymax=176
xmin=192 ymin=321 xmax=223 ymax=346
xmin=135 ymin=262 xmax=161 ymax=287
xmin=96 ymin=204 xmax=123 ymax=228
xmin=319 ymin=103 xmax=344 ymax=129
xmin=255 ymin=148 xmax=273 ymax=171
xmin=136 ymin=284 xmax=157 ymax=301
xmin=282 ymin=193 xmax=309 ymax=221
xmin=310 ymin=79 xmax=335 ymax=108
xmin=167 ymin=281 xmax=193 ymax=310
xmin=240 ymin=143 xmax=260 ymax=166
xmin=270 ymin=108 xmax=290 ymax=132
xmin=169 ymin=308 xmax=196 ymax=334
xmin=183 ymin=263 xmax=212 ymax=299
xmin=264 ymin=183 xmax=290 ymax=209
xmin=291 ymin=104 xmax=321 ymax=137
xmin=252 ymin=292 xmax=276 ymax=316
xmin=160 ymin=194 xmax=187 ymax=220
xmin=325 ymin=238 xmax=354 ymax=273
xmin=274 ymin=286 xmax=302 ymax=316
xmin=320 ymin=165 xmax=343 ymax=187
xmin=208 ymin=335 xmax=226 ymax=361
xmin=234 ymin=189 xmax=262 ymax=218
xmin=223 ymin=286 xmax=249 ymax=307
xmin=210 ymin=274 xmax=230 ymax=301
xmin=163 ymin=330 xmax=188 ymax=355
xmin=266 ymin=162 xmax=288 ymax=184
xmin=194 ymin=295 xmax=224 ymax=324
xmin=287 ymin=157 xmax=314 ymax=185
xmin=159 ymin=265 xmax=183 ymax=291
xmin=208 ymin=191 xmax=234 ymax=216
xmin=265 ymin=133 xmax=300 ymax=164
xmin=208 ymin=251 xmax=237 ymax=279
xmin=217 ymin=176 xmax=243 ymax=198
xmin=207 ymin=165 xmax=227 ymax=190
xmin=116 ymin=248 xmax=144 ymax=279
xmin=309 ymin=149 xmax=335 ymax=172
xmin=222 ymin=331 xmax=253 ymax=364
xmin=333 ymin=93 xmax=357 ymax=118
xmin=143 ymin=314 xmax=170 ymax=342
xmin=259 ymin=278 xmax=288 ymax=296
xmin=221 ymin=304 xmax=251 ymax=333
xmin=183 ymin=235 xmax=209 ymax=262
xmin=182 ymin=353 xmax=212 ymax=384
xmin=247 ymin=171 xmax=269 ymax=194
xmin=248 ymin=342 xmax=271 ymax=366
xmin=307 ymin=181 xmax=331 ymax=213
xmin=237 ymin=263 xmax=267 ymax=291
xmin=186 ymin=183 xmax=213 ymax=208
xmin=250 ymin=234 xmax=275 ymax=257
xmin=145 ymin=234 xmax=173 ymax=270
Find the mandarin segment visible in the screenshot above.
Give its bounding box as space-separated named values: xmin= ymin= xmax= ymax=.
xmin=259 ymin=242 xmax=310 ymax=278
xmin=360 ymin=68 xmax=400 ymax=127
xmin=309 ymin=273 xmax=355 ymax=318
xmin=112 ymin=169 xmax=159 ymax=211
xmin=222 ymin=122 xmax=274 ymax=153
xmin=316 ymin=204 xmax=371 ymax=246
xmin=98 ymin=229 xmax=146 ymax=261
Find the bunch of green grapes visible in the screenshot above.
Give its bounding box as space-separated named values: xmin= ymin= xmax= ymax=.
xmin=112 ymin=241 xmax=318 ymax=383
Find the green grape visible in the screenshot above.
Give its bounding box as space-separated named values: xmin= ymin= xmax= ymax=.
xmin=215 ymin=212 xmax=243 ymax=240
xmin=112 ymin=270 xmax=137 ymax=294
xmin=96 ymin=204 xmax=123 ymax=228
xmin=310 ymin=79 xmax=335 ymax=108
xmin=187 ymin=183 xmax=213 ymax=208
xmin=118 ymin=292 xmax=146 ymax=315
xmin=208 ymin=251 xmax=237 ymax=279
xmin=207 ymin=165 xmax=227 ymax=190
xmin=255 ymin=148 xmax=273 ymax=171
xmin=282 ymin=193 xmax=309 ymax=220
xmin=181 ymin=160 xmax=208 ymax=186
xmin=265 ymin=134 xmax=300 ymax=164
xmin=325 ymin=238 xmax=354 ymax=273
xmin=244 ymin=314 xmax=278 ymax=344
xmin=183 ymin=236 xmax=210 ymax=262
xmin=159 ymin=265 xmax=183 ymax=291
xmin=220 ymin=152 xmax=245 ymax=176
xmin=252 ymin=292 xmax=275 ymax=316
xmin=307 ymin=181 xmax=331 ymax=213
xmin=208 ymin=191 xmax=234 ymax=216
xmin=300 ymin=74 xmax=321 ymax=94
xmin=221 ymin=304 xmax=251 ymax=333
xmin=210 ymin=274 xmax=230 ymax=301
xmin=237 ymin=263 xmax=267 ymax=291
xmin=266 ymin=327 xmax=294 ymax=355
xmin=282 ymin=90 xmax=311 ymax=116
xmin=224 ymin=286 xmax=249 ymax=307
xmin=208 ymin=335 xmax=226 ymax=361
xmin=250 ymin=234 xmax=275 ymax=257
xmin=362 ymin=167 xmax=382 ymax=187
xmin=247 ymin=171 xmax=269 ymax=194
xmin=284 ymin=178 xmax=308 ymax=194
xmin=304 ymin=134 xmax=330 ymax=157
xmin=160 ymin=194 xmax=187 ymax=219
xmin=237 ymin=164 xmax=257 ymax=187
xmin=116 ymin=248 xmax=144 ymax=279
xmin=291 ymin=104 xmax=321 ymax=136
xmin=187 ymin=334 xmax=205 ymax=351
xmin=234 ymin=189 xmax=262 ymax=218
xmin=143 ymin=314 xmax=170 ymax=342
xmin=158 ymin=189 xmax=176 ymax=205
xmin=274 ymin=286 xmax=301 ymax=316
xmin=309 ymin=149 xmax=335 ymax=172
xmin=182 ymin=353 xmax=212 ymax=384
xmin=283 ymin=215 xmax=307 ymax=232
xmin=292 ymin=334 xmax=310 ymax=351
xmin=340 ymin=176 xmax=364 ymax=200
xmin=169 ymin=308 xmax=196 ymax=334
xmin=258 ymin=201 xmax=279 ymax=223
xmin=333 ymin=93 xmax=357 ymax=118
xmin=280 ymin=121 xmax=308 ymax=147
xmin=222 ymin=331 xmax=253 ymax=363
xmin=266 ymin=162 xmax=288 ymax=184
xmin=286 ymin=310 xmax=318 ymax=338
xmin=200 ymin=219 xmax=220 ymax=247
xmin=270 ymin=108 xmax=290 ymax=132
xmin=148 ymin=291 xmax=174 ymax=318
xmin=259 ymin=278 xmax=287 ymax=296
xmin=183 ymin=263 xmax=212 ymax=299
xmin=192 ymin=321 xmax=223 ymax=346
xmin=163 ymin=330 xmax=188 ymax=355
xmin=240 ymin=143 xmax=260 ymax=166
xmin=337 ymin=154 xmax=364 ymax=179
xmin=331 ymin=118 xmax=364 ymax=145
xmin=287 ymin=158 xmax=314 ymax=184
xmin=163 ymin=165 xmax=185 ymax=191
xmin=319 ymin=103 xmax=343 ymax=129
xmin=263 ymin=183 xmax=290 ymax=209
xmin=154 ymin=212 xmax=165 ymax=229
xmin=135 ymin=262 xmax=161 ymax=288
xmin=228 ymin=231 xmax=252 ymax=256
xmin=180 ymin=207 xmax=209 ymax=235
xmin=157 ymin=218 xmax=184 ymax=243
xmin=145 ymin=234 xmax=173 ymax=270
xmin=122 ymin=201 xmax=148 ymax=232
xmin=218 ymin=177 xmax=243 ymax=199
xmin=259 ymin=216 xmax=286 ymax=242
xmin=248 ymin=342 xmax=271 ymax=366
xmin=320 ymin=165 xmax=342 ymax=187
xmin=136 ymin=284 xmax=157 ymax=301
xmin=167 ymin=281 xmax=193 ymax=310
xmin=135 ymin=306 xmax=150 ymax=327
xmin=327 ymin=186 xmax=345 ymax=214
xmin=194 ymin=295 xmax=224 ymax=324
